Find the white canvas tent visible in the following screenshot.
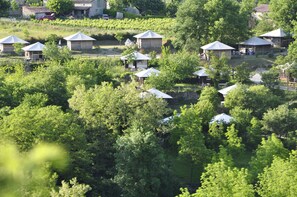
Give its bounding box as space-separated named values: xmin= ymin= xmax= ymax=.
xmin=218 ymin=84 xmax=237 ymax=97
xmin=134 ymin=30 xmax=163 ymax=50
xmin=121 ymin=51 xmax=151 ymax=69
xmin=22 ymin=42 xmax=45 ymax=60
xmin=210 ymin=113 xmax=233 ymax=124
xmin=64 ymin=32 xmax=95 ymax=50
xmin=135 ymin=68 xmax=160 ymax=78
xmin=201 ymin=41 xmax=234 ymax=60
xmin=0 ymin=35 xmax=29 ymax=53
xmin=140 ymin=88 xmax=172 ymax=99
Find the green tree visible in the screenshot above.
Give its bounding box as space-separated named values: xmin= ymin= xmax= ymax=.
xmin=10 ymin=0 xmax=19 ymax=11
xmin=257 ymin=151 xmax=297 ymax=197
xmin=225 ymin=124 xmax=244 ymax=156
xmin=224 ymin=85 xmax=279 ymax=118
xmin=46 ymin=0 xmax=74 ymax=15
xmin=249 ymin=134 xmax=289 ymax=180
xmin=269 ymin=0 xmax=297 ymax=32
xmin=0 ymin=141 xmax=67 ymax=196
xmin=50 ymin=178 xmax=91 ymax=197
xmin=205 ymin=54 xmax=231 ymax=89
xmin=0 ymin=0 xmax=10 ymax=16
xmin=69 ymin=82 xmax=168 ymax=133
xmin=199 ymin=86 xmax=220 ymax=109
xmin=174 ymin=0 xmax=249 ymax=49
xmin=13 ymin=43 xmax=24 ymax=55
xmin=43 ymin=41 xmax=72 ymax=63
xmin=114 ymin=126 xmax=173 ymax=197
xmin=115 ymin=32 xmax=124 ymax=45
xmin=179 ymin=160 xmax=254 ymax=197
xmin=174 ymin=103 xmax=213 ymax=164
xmin=233 ymin=62 xmax=251 ymax=83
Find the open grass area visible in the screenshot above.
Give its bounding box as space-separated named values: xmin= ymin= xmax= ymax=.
xmin=229 ymin=55 xmax=276 ymax=68
xmin=0 ymin=18 xmax=140 ymax=40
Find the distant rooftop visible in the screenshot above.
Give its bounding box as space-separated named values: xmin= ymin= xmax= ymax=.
xmin=254 ymin=4 xmax=269 ymax=13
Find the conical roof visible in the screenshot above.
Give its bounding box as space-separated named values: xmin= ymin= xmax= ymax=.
xmin=218 ymin=84 xmax=237 ymax=97
xmin=260 ymin=28 xmax=287 ymax=38
xmin=240 ymin=37 xmax=272 ymax=46
xmin=201 ymin=41 xmax=234 ymax=50
xmin=0 ymin=35 xmax=28 ymax=44
xmin=64 ymin=32 xmax=95 ymax=41
xmin=135 ymin=68 xmax=160 ymax=78
xmin=120 ymin=51 xmax=151 ymax=61
xmin=250 ymin=73 xmax=263 ymax=84
xmin=134 ymin=30 xmax=163 ymax=39
xmin=193 ymin=67 xmax=208 ymax=77
xmin=147 ymin=88 xmax=172 ymax=99
xmin=125 ymin=38 xmax=134 ymax=46
xmin=210 ymin=113 xmax=233 ymax=124
xmin=22 ymin=42 xmax=45 ymax=51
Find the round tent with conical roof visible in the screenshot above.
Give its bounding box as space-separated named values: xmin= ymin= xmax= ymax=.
xmin=260 ymin=28 xmax=291 ymax=47
xmin=133 ymin=30 xmax=163 ymax=51
xmin=0 ymin=35 xmax=29 ymax=53
xmin=239 ymin=37 xmax=272 ymax=54
xmin=201 ymin=41 xmax=235 ymax=60
xmin=120 ymin=51 xmax=151 ymax=70
xmin=22 ymin=42 xmax=45 ymax=61
xmin=64 ymin=32 xmax=96 ymax=50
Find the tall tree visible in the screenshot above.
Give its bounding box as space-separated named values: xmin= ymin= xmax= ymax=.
xmin=257 ymin=151 xmax=297 ymax=197
xmin=114 ymin=126 xmax=173 ymax=197
xmin=249 ymin=134 xmax=289 ymax=180
xmin=46 ymin=0 xmax=74 ymax=15
xmin=269 ymin=0 xmax=297 ymax=32
xmin=0 ymin=0 xmax=10 ymax=16
xmin=174 ymin=0 xmax=249 ymax=49
xmin=178 ymin=160 xmax=254 ymax=197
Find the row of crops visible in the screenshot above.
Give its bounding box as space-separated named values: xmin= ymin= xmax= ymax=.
xmin=36 ymin=18 xmax=175 ymax=34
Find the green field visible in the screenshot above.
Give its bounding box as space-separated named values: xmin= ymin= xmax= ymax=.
xmin=0 ymin=18 xmax=175 ymax=40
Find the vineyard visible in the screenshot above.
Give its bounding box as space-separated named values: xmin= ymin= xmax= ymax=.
xmin=36 ymin=18 xmax=175 ymax=34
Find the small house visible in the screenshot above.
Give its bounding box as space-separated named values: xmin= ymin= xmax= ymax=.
xmin=0 ymin=35 xmax=28 ymax=53
xmin=120 ymin=51 xmax=151 ymax=70
xmin=239 ymin=37 xmax=272 ymax=54
xmin=64 ymin=32 xmax=96 ymax=50
xmin=22 ymin=42 xmax=45 ymax=61
xmin=260 ymin=28 xmax=290 ymax=47
xmin=134 ymin=30 xmax=163 ymax=51
xmin=201 ymin=41 xmax=235 ymax=60
xmin=135 ymin=67 xmax=160 ymax=83
xmin=72 ymin=0 xmax=106 ymax=18
xmin=22 ymin=6 xmax=53 ymax=19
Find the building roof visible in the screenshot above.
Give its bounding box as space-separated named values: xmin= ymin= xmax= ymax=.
xmin=193 ymin=67 xmax=209 ymax=77
xmin=240 ymin=37 xmax=272 ymax=46
xmin=64 ymin=32 xmax=95 ymax=41
xmin=210 ymin=113 xmax=233 ymax=124
xmin=254 ymin=4 xmax=269 ymax=13
xmin=73 ymin=0 xmax=94 ymax=3
xmin=134 ymin=30 xmax=163 ymax=39
xmin=0 ymin=35 xmax=28 ymax=44
xmin=201 ymin=41 xmax=235 ymax=51
xmin=260 ymin=28 xmax=287 ymax=38
xmin=140 ymin=88 xmax=172 ymax=99
xmin=135 ymin=68 xmax=160 ymax=78
xmin=120 ymin=51 xmax=151 ymax=61
xmin=250 ymin=73 xmax=263 ymax=84
xmin=22 ymin=42 xmax=45 ymax=51
xmin=161 ymin=113 xmax=181 ymax=124
xmin=125 ymin=38 xmax=134 ymax=46
xmin=218 ymin=84 xmax=237 ymax=97
xmin=22 ymin=6 xmax=51 ymax=13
